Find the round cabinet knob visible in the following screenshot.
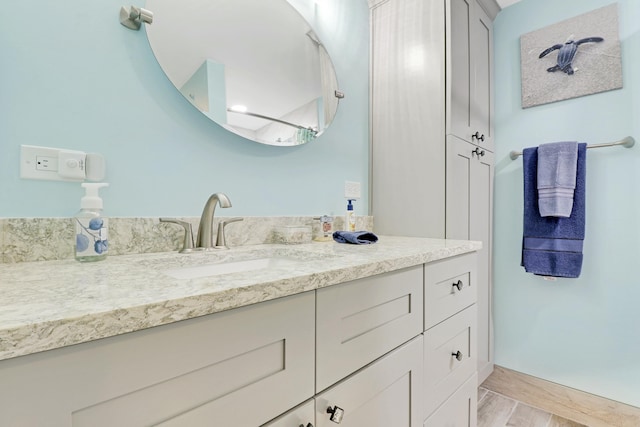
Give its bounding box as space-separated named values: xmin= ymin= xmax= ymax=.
xmin=327 ymin=405 xmax=345 ymax=424
xmin=452 ymin=280 xmax=463 ymax=291
xmin=452 ymin=350 xmax=463 ymax=361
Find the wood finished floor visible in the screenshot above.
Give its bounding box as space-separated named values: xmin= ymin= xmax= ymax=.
xmin=478 ymin=387 xmax=588 ymax=427
xmin=480 ymin=366 xmax=640 ymax=426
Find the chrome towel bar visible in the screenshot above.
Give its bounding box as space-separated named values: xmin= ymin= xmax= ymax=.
xmin=509 ymin=136 xmax=635 ymax=160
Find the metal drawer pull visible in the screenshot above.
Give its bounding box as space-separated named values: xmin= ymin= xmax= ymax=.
xmin=472 ymin=131 xmax=485 ymax=142
xmin=299 ymin=424 xmax=314 ymax=427
xmin=472 ymin=147 xmax=485 ymax=157
xmin=327 ymin=405 xmax=345 ymax=424
xmin=452 ymin=280 xmax=463 ymax=291
xmin=452 ymin=350 xmax=463 ymax=361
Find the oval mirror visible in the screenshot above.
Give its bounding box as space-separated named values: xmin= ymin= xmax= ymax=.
xmin=145 ymin=0 xmax=341 ymax=146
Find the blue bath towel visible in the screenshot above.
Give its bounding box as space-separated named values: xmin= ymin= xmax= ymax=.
xmin=333 ymin=231 xmax=378 ymax=244
xmin=537 ymin=141 xmax=578 ymax=217
xmin=521 ymin=143 xmax=586 ymax=278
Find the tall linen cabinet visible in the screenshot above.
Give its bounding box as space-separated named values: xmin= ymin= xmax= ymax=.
xmin=370 ymin=0 xmax=498 ymax=390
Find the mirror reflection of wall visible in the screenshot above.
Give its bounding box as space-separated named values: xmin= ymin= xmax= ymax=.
xmin=145 ymin=0 xmax=341 ymax=146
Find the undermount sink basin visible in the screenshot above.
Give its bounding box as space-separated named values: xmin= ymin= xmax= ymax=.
xmin=163 ymin=256 xmax=305 ymax=280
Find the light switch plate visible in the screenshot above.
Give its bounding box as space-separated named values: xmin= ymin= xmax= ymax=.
xmin=345 ymin=181 xmax=361 ymax=199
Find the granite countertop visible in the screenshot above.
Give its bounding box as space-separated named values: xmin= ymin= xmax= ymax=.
xmin=0 ymin=236 xmax=481 ymax=361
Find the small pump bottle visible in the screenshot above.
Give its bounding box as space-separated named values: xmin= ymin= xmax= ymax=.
xmin=345 ymin=199 xmax=356 ymax=232
xmin=75 ymin=183 xmax=109 ymax=262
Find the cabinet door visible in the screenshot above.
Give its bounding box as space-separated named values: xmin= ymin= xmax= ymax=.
xmin=446 ymin=0 xmax=473 ymax=142
xmin=424 ymin=373 xmax=478 ymax=427
xmin=446 ymin=134 xmax=473 ymax=241
xmin=446 ymin=135 xmax=494 ymax=384
xmin=470 ymin=3 xmax=494 ymax=152
xmin=424 ymin=305 xmax=477 ymax=417
xmin=0 ymin=292 xmax=315 ymax=427
xmin=315 ymin=336 xmax=423 ymax=427
xmin=472 ymin=148 xmax=494 ymax=383
xmin=316 ymin=266 xmax=423 ymax=392
xmin=370 ymin=0 xmax=446 ymax=238
xmin=447 ymin=0 xmax=494 ymax=150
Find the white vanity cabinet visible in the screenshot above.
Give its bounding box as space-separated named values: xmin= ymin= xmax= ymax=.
xmin=0 ymin=247 xmax=479 ymax=426
xmin=0 ymin=292 xmax=316 ymax=427
xmin=445 ymin=6 xmax=495 ymax=384
xmin=370 ymin=0 xmax=496 ymax=385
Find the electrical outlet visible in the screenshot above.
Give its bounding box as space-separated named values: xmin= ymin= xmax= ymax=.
xmin=35 ymin=156 xmax=58 ymax=171
xmin=21 ymin=145 xmax=86 ymax=182
xmin=345 ymin=181 xmax=361 ymax=199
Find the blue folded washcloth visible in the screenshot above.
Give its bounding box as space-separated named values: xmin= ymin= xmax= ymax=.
xmin=521 ymin=143 xmax=586 ymax=278
xmin=333 ymin=231 xmax=378 ymax=245
xmin=537 ymin=141 xmax=579 ymax=217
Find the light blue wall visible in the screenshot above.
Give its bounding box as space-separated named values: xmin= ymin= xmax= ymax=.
xmin=0 ymin=0 xmax=369 ymax=218
xmin=494 ymin=0 xmax=640 ymax=407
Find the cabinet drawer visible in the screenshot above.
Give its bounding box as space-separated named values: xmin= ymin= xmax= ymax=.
xmin=424 ymin=304 xmax=477 ymax=417
xmin=316 ymin=266 xmax=423 ymax=392
xmin=424 ymin=373 xmax=478 ymax=427
xmin=151 ymin=293 xmax=315 ymax=427
xmin=262 ymin=399 xmax=315 ymax=427
xmin=315 ymin=336 xmax=424 ymax=427
xmin=424 ymin=252 xmax=477 ymax=329
xmin=0 ymin=292 xmax=315 ymax=427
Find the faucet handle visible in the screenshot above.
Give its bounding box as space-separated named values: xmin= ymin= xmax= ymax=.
xmin=215 ymin=217 xmax=244 ymax=249
xmin=160 ymin=218 xmax=195 ymax=253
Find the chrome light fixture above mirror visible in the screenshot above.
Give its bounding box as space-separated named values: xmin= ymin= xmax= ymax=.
xmin=140 ymin=0 xmax=342 ymax=146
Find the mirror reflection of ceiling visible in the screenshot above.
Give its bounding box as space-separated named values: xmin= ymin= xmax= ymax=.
xmin=145 ymin=0 xmax=340 ymax=146
xmin=496 ymin=0 xmax=520 ymax=8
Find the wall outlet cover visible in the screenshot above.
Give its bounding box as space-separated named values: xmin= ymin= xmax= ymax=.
xmin=344 ymin=181 xmax=362 ymax=199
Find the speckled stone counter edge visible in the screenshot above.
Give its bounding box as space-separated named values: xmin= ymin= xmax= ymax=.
xmin=0 ymin=237 xmax=481 ymax=361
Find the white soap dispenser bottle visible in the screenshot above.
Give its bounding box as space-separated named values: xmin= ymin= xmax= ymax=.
xmin=75 ymin=183 xmax=109 ymax=262
xmin=345 ymin=199 xmax=356 ymax=232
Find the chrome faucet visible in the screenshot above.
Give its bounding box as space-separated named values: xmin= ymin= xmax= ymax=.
xmin=196 ymin=193 xmax=242 ymax=249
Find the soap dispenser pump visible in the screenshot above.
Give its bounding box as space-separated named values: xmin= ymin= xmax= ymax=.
xmin=75 ymin=183 xmax=109 ymax=262
xmin=345 ymin=199 xmax=356 ymax=232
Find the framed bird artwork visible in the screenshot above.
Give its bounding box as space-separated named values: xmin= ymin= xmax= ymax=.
xmin=520 ymin=4 xmax=622 ymax=108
